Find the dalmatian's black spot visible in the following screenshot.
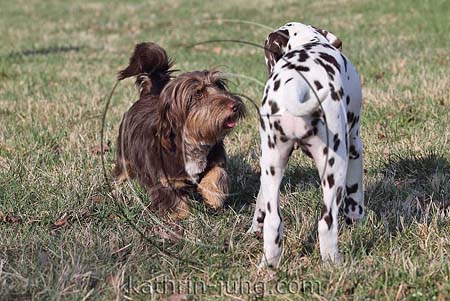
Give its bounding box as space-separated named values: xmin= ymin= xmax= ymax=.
xmin=262 ymin=94 xmax=267 ymax=106
xmin=285 ymin=51 xmax=296 ymax=59
xmin=336 ymin=186 xmax=343 ymax=205
xmin=273 ymin=120 xmax=286 ymax=136
xmin=271 ymin=101 xmax=280 ymax=115
xmin=323 ymin=147 xmax=328 ymax=155
xmin=259 ymin=115 xmax=266 ymax=131
xmin=273 ymin=135 xmax=277 ymax=144
xmin=328 ymin=157 xmax=335 ymax=166
xmin=329 ymin=83 xmax=341 ymax=101
xmin=273 ymin=79 xmax=281 ymax=91
xmin=338 ymin=87 xmax=344 ymax=99
xmin=285 ymin=77 xmax=293 ymax=84
xmin=304 ymin=129 xmax=314 ymax=139
xmin=301 ymin=146 xmax=313 ymax=158
xmin=281 ymin=62 xmax=292 ymax=69
xmin=270 ymin=166 xmax=275 ymax=176
xmin=265 ymin=170 xmax=269 ymax=175
xmin=257 ymin=211 xmax=266 ymax=224
xmin=346 ymin=95 xmax=350 ymax=105
xmin=327 ymin=174 xmax=335 ymax=188
xmin=267 ymin=202 xmax=271 ymax=213
xmin=295 ymin=65 xmax=310 ymax=72
xmin=314 ymin=80 xmax=323 ymax=90
xmin=359 ymin=205 xmax=363 ymax=215
xmin=275 ymin=234 xmax=280 ymax=245
xmin=273 ymin=73 xmax=279 ymax=81
xmin=311 ymin=118 xmax=319 ymax=126
xmin=319 ymin=52 xmax=340 ymax=71
xmin=281 ymin=61 xmax=310 ymax=72
xmin=341 ymin=53 xmax=348 ymax=72
xmin=347 ymin=111 xmax=355 ymax=123
xmin=311 ymin=110 xmax=323 ymax=118
xmin=333 ymin=134 xmax=340 ymax=151
xmin=345 ymin=197 xmax=358 ymax=211
xmin=324 ymin=208 xmax=333 ymax=229
xmin=298 ymin=49 xmax=309 ymax=62
xmin=347 ymin=183 xmax=358 ymax=194
xmin=280 ymin=136 xmax=289 ymax=143
xmin=303 ymin=42 xmax=320 ymax=51
xmin=321 ymin=43 xmax=335 ymax=50
xmin=350 ymin=115 xmax=359 ymax=131
xmin=312 ymin=126 xmax=318 ymax=135
xmin=349 ymin=145 xmax=360 ymax=160
xmin=314 ymin=58 xmax=335 ymax=79
xmin=288 ymin=44 xmax=291 ymax=51
xmin=268 ymin=135 xmax=275 ymax=149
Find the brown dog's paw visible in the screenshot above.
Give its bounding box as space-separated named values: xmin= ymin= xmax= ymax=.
xmin=169 ymin=200 xmax=191 ymax=220
xmin=198 ymin=166 xmax=229 ymax=209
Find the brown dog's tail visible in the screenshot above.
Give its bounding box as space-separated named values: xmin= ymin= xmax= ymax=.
xmin=118 ymin=42 xmax=174 ymax=95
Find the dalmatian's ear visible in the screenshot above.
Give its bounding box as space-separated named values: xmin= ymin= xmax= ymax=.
xmin=312 ymin=26 xmax=343 ymax=50
xmin=264 ymin=29 xmax=289 ymax=75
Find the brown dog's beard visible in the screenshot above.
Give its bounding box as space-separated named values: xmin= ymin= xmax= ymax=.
xmin=182 ymin=135 xmax=212 ymax=179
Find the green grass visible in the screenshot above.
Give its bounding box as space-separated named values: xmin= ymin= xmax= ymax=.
xmin=0 ymin=0 xmax=449 ymax=300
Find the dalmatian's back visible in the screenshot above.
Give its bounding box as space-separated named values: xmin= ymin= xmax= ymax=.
xmin=260 ymin=43 xmax=362 ymax=122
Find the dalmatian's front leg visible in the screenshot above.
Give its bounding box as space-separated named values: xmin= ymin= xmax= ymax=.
xmin=307 ymin=123 xmax=348 ymax=263
xmin=257 ymin=124 xmax=294 ymax=268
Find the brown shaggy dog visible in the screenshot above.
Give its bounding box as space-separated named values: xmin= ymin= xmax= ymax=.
xmin=112 ymin=42 xmax=245 ymax=218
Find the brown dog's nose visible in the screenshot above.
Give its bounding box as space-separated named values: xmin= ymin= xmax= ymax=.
xmin=229 ymin=103 xmax=238 ymax=112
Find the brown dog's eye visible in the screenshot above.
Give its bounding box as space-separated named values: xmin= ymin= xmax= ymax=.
xmin=194 ymin=88 xmax=203 ymax=99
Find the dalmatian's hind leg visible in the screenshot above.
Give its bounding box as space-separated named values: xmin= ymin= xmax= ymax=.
xmin=344 ymin=121 xmax=364 ymax=224
xmin=307 ymin=125 xmax=348 ymax=263
xmin=247 ymin=188 xmax=266 ymax=235
xmin=256 ymin=117 xmax=295 ymax=267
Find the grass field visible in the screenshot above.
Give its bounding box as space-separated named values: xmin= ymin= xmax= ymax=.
xmin=1 ymin=0 xmax=449 ymax=300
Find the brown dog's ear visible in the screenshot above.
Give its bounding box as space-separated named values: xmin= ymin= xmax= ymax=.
xmin=312 ymin=26 xmax=343 ymax=51
xmin=157 ymin=93 xmax=177 ymax=152
xmin=264 ymin=29 xmax=289 ymax=75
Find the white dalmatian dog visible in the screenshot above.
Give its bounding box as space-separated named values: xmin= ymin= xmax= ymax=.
xmin=248 ymin=22 xmax=364 ymax=267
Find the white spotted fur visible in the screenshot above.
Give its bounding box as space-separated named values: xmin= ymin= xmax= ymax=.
xmin=250 ymin=22 xmax=365 ymax=267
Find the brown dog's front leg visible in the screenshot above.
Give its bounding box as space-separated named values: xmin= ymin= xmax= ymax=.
xmin=198 ymin=166 xmax=229 ymax=209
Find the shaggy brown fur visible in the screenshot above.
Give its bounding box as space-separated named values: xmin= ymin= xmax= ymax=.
xmin=112 ymin=42 xmax=245 ymax=218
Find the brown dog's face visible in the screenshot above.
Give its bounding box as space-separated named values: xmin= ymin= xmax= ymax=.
xmin=159 ymin=70 xmax=246 ymax=148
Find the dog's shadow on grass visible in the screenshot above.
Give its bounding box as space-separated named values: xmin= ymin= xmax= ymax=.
xmin=5 ymin=45 xmax=84 ymax=59
xmin=226 ymin=150 xmax=450 ymax=258
xmin=366 ymin=151 xmax=449 ymax=231
xmin=226 ymin=153 xmax=321 ymax=257
xmin=344 ymin=150 xmax=449 ymax=256
xmin=225 ymin=154 xmax=319 ymax=211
